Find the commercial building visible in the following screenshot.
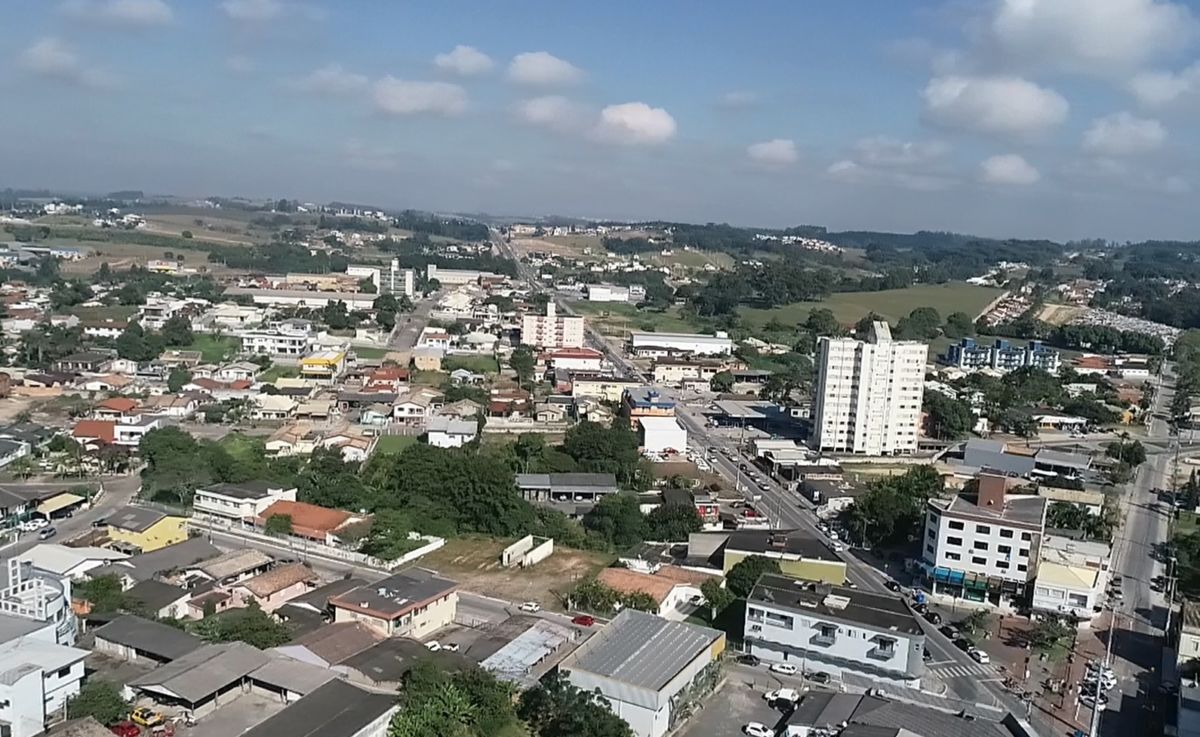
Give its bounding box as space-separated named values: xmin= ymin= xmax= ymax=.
xmin=349 ymin=259 xmax=415 ymax=299
xmin=812 ymin=321 xmax=927 ymax=456
xmin=521 ymin=303 xmax=585 ymax=349
xmin=329 ymin=569 xmax=458 ymax=639
xmin=689 ymin=530 xmax=847 ymax=584
xmin=745 ymin=574 xmax=926 ymax=687
xmin=922 ymin=473 xmax=1047 ymax=607
xmin=426 ymin=264 xmax=500 ymax=286
xmin=945 ymin=337 xmax=1061 ymax=374
xmin=623 ymin=387 xmax=676 ymax=418
xmin=629 ymin=331 xmax=733 ymax=358
xmin=559 ymin=609 xmax=725 ymax=737
xmin=193 ymin=481 xmax=298 ymax=522
xmin=781 ymin=691 xmax=1026 ymax=737
xmin=1032 ymin=536 xmax=1110 ymax=622
xmin=0 ymin=620 xmax=88 ymax=737
xmin=224 ymin=287 xmax=376 ymax=311
xmin=93 ymin=615 xmax=203 ymax=665
xmin=637 ymin=416 xmax=687 ymax=455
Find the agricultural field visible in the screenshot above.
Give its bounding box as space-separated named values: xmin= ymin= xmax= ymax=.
xmin=739 ymin=283 xmax=1005 ymax=330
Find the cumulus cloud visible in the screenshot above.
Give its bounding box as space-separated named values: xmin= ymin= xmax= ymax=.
xmin=289 ymin=64 xmax=368 ymax=95
xmin=747 ymin=139 xmax=798 ymax=167
xmin=508 ymin=51 xmax=584 ymax=86
xmin=1129 ymin=64 xmax=1200 ymax=106
xmin=591 ymin=102 xmax=677 ymax=145
xmin=373 ymin=77 xmax=467 ymax=117
xmin=979 ymin=154 xmax=1041 ymax=185
xmin=434 ymin=45 xmax=494 ymax=76
xmin=825 ymin=136 xmax=954 ymax=191
xmin=18 ymin=37 xmax=116 ymax=89
xmin=922 ymin=75 xmax=1069 ymax=137
xmin=221 ymin=0 xmax=282 ymax=21
xmin=1082 ymin=112 xmax=1166 ymax=156
xmin=986 ymin=0 xmax=1194 ymax=75
xmin=515 ymin=95 xmax=586 ymax=133
xmin=716 ymin=90 xmax=759 ymax=109
xmin=59 ymin=0 xmax=172 ymax=27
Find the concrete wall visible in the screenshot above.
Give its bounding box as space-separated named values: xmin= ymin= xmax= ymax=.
xmin=501 ymin=535 xmax=555 ymax=568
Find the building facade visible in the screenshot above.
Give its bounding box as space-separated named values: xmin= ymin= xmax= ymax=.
xmin=520 ymin=303 xmax=585 ymax=349
xmin=812 ymin=322 xmax=927 ymax=456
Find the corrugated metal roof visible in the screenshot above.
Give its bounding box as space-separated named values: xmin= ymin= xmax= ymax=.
xmin=564 ymin=609 xmax=720 ymax=692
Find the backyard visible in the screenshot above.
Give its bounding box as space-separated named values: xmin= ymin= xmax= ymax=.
xmin=374 ymin=434 xmax=418 ymax=455
xmin=179 ymin=334 xmax=239 ymax=362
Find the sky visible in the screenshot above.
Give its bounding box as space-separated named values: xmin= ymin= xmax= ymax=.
xmin=3 ymin=0 xmax=1200 ymax=241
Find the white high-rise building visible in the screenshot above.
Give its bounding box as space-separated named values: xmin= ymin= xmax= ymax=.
xmin=811 ymin=321 xmax=927 ymax=455
xmin=521 ymin=302 xmax=585 ymax=349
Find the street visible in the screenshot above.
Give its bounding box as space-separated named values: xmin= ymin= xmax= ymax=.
xmin=2 ymin=474 xmax=143 ymax=559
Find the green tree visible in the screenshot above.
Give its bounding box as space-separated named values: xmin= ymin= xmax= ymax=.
xmin=959 ymin=609 xmax=992 ymax=643
xmin=804 ymin=308 xmax=842 ymax=337
xmin=67 ymin=679 xmax=128 ymax=726
xmin=943 ymin=311 xmax=976 ymax=339
xmin=509 ymin=345 xmax=536 ymax=389
xmin=181 ymin=230 xmax=194 ymax=239
xmin=563 ymin=421 xmax=642 ymax=487
xmin=1028 ymin=614 xmax=1073 ymax=652
xmin=710 ymin=371 xmax=734 ymax=393
xmin=192 ymin=600 xmax=291 ymax=648
xmin=264 ymin=514 xmax=293 ymax=537
xmin=115 ymin=321 xmax=162 ymax=361
xmin=1046 ymin=501 xmax=1089 ymax=531
xmin=843 ymin=465 xmax=943 ymax=547
xmin=923 ymin=392 xmax=975 ymax=440
xmin=582 ymin=494 xmax=647 ymax=549
xmin=519 ymin=672 xmax=635 ymax=737
xmin=854 ymin=312 xmax=886 ymax=336
xmin=160 ymin=314 xmax=194 ymax=346
xmin=700 ymin=578 xmax=735 ymax=619
xmin=167 ymin=369 xmax=191 ymax=393
xmin=895 ymin=306 xmax=942 ymax=340
xmin=726 ymin=555 xmax=782 ymax=597
xmin=644 ymin=503 xmax=702 ymax=541
xmin=75 ymin=574 xmax=136 ymax=614
xmin=8 ymin=455 xmax=36 ymax=480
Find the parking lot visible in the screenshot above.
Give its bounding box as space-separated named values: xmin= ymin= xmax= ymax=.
xmin=677 ymin=676 xmax=788 ymax=737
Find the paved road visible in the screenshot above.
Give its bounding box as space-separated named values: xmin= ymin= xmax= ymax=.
xmin=4 ymin=474 xmax=142 ymax=557
xmin=387 ymin=291 xmax=437 ymax=351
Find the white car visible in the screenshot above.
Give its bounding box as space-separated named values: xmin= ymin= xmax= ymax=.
xmin=1079 ymin=692 xmax=1110 ymax=709
xmin=518 ymin=602 xmax=541 ymax=613
xmin=744 ymin=723 xmax=774 ymax=737
xmin=764 ymin=687 xmax=801 ymax=703
xmin=968 ymin=649 xmax=991 ymax=664
xmin=830 ymin=541 xmax=845 ymax=553
xmin=769 ymin=663 xmax=798 ymax=676
xmin=21 ymin=518 xmax=48 ymax=532
xmin=425 ymin=641 xmax=442 ymax=651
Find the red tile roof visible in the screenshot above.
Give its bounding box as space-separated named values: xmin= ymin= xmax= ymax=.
xmin=72 ymin=420 xmax=115 ymax=443
xmin=257 ymin=500 xmax=355 ymax=538
xmin=97 ymin=397 xmax=139 ymax=413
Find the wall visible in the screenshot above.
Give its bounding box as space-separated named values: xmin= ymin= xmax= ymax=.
xmin=0 ymin=665 xmax=45 ymax=737
xmin=42 ymin=658 xmax=85 ymax=715
xmin=722 ymin=550 xmax=846 ymax=584
xmin=108 ymin=516 xmax=188 ymax=552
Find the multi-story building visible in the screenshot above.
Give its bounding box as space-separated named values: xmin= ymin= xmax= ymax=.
xmin=811 ymin=321 xmax=927 ymax=456
xmin=329 ymin=569 xmax=458 ymax=639
xmin=381 ymin=258 xmax=415 ymax=298
xmin=922 ymin=473 xmax=1047 ymax=608
xmin=1032 ymin=535 xmax=1110 ymax=622
xmin=0 ymin=613 xmax=88 ymax=737
xmin=193 ymin=481 xmax=298 ymax=522
xmin=744 ymin=574 xmax=926 ymax=687
xmin=520 ymin=303 xmax=585 ymax=349
xmin=945 ymin=338 xmax=992 ymax=370
xmin=945 ymin=338 xmax=1061 ymax=374
xmin=299 ymin=350 xmax=347 ymax=383
xmin=0 ymin=559 xmax=78 ymax=644
xmin=238 ymin=319 xmax=316 ymax=358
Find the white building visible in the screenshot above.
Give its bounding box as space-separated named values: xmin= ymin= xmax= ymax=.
xmin=1032 ymin=536 xmax=1110 ymax=622
xmin=638 ymin=416 xmax=687 ymax=455
xmin=745 ymin=575 xmax=926 ymax=687
xmin=426 ymin=416 xmax=478 ymax=448
xmin=1 ymin=559 xmax=80 ymax=644
xmin=193 ymin=482 xmax=298 ymax=522
xmin=238 ymin=319 xmax=316 ymax=358
xmin=348 ymin=259 xmax=415 ymax=299
xmin=811 ymin=321 xmax=927 ymax=456
xmin=922 ymin=474 xmax=1047 ymax=608
xmin=426 ymin=264 xmax=499 ymax=286
xmin=629 ymin=331 xmax=733 ymax=357
xmin=521 ymin=303 xmax=585 ymax=349
xmin=0 ymin=620 xmax=88 ymax=737
xmin=586 ymin=284 xmax=630 ymax=302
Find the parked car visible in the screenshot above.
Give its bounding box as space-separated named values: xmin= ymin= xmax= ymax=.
xmin=769 ymin=663 xmax=798 ymax=676
xmin=940 ymin=625 xmax=960 ymax=639
xmin=91 ymin=517 xmax=109 ymax=528
xmin=923 ymin=610 xmax=943 ymax=625
xmin=518 ymin=602 xmax=541 ymax=613
xmin=425 ymin=641 xmax=442 ymax=652
xmin=38 ymin=527 xmax=57 ymax=540
xmin=736 ymin=654 xmax=761 ymax=666
xmin=441 ymin=643 xmax=460 ymax=652
xmin=130 ymin=708 xmax=164 ymax=728
xmin=968 ymin=648 xmax=991 ymax=664
xmin=744 ymin=722 xmax=774 ymax=737
xmin=1079 ymin=692 xmax=1110 ymax=709
xmin=109 ymin=722 xmax=140 ymax=737
xmin=922 ymin=648 xmax=933 ymax=662
xmin=764 ymin=688 xmax=801 ymax=704
xmin=806 ymin=671 xmax=832 ymax=685
xmin=884 ymin=580 xmax=902 ymax=593
xmin=571 ymin=615 xmax=596 ymax=627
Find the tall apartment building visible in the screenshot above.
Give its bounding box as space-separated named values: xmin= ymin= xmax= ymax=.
xmin=382 ymin=259 xmax=415 ymax=298
xmin=811 ymin=322 xmax=927 ymax=456
xmin=520 ymin=303 xmax=585 ymax=349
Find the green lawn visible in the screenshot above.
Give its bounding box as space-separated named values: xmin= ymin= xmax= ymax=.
xmin=1178 ymin=511 xmax=1199 ymax=538
xmin=180 ymin=334 xmax=239 ymax=362
xmin=569 ymin=301 xmax=701 ymax=337
xmin=443 ymin=354 xmax=500 ymax=374
xmin=739 ymin=283 xmax=1006 ymax=330
xmin=259 ymin=364 xmax=299 ymax=382
xmin=375 ymin=435 xmax=418 ymax=455
xmin=352 ymin=346 xmax=393 ymax=359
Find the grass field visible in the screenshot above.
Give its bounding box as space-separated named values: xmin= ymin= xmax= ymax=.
xmin=739 ymin=283 xmax=1005 ymax=329
xmin=352 ymin=346 xmax=393 ymax=360
xmin=180 ymin=335 xmax=239 ymax=362
xmin=569 ymin=300 xmax=700 ymax=337
xmin=258 ymin=365 xmax=299 ymax=382
xmin=374 ymin=434 xmax=418 ymax=455
xmin=443 ymin=354 xmax=500 ymax=374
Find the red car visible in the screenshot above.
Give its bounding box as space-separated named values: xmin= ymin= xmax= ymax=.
xmin=109 ymin=722 xmax=140 ymax=737
xmin=572 ymin=614 xmax=596 ymax=627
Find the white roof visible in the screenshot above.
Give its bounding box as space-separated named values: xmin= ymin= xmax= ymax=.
xmin=255 ymin=395 xmax=298 ymax=412
xmin=637 ymin=416 xmax=683 ymax=431
xmin=630 ymin=331 xmax=732 ymax=346
xmin=0 ymin=638 xmax=88 ymax=674
xmin=18 ymin=545 xmax=128 ymax=576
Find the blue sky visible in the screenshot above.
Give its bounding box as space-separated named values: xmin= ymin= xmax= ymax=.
xmin=2 ymin=0 xmax=1200 ymax=241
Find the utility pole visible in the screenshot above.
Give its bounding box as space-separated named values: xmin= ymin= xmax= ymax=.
xmin=1085 ymin=610 xmax=1117 ymax=737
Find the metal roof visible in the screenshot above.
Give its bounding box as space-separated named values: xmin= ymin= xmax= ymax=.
xmin=107 ymin=506 xmax=169 ymax=533
xmin=564 ymin=609 xmax=721 ymax=692
xmin=481 ymin=619 xmax=575 ymax=685
xmin=93 ymin=615 xmax=202 ymax=661
xmin=238 ymin=679 xmax=396 ymax=737
xmin=129 ymin=643 xmax=269 ymax=703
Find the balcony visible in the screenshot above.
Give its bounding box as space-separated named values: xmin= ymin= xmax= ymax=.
xmin=810 ymin=631 xmax=837 ymax=648
xmin=866 ymin=646 xmax=896 ymax=661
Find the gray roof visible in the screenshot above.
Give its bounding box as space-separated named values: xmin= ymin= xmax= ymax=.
xmin=330 ymin=568 xmax=457 ymax=619
xmin=335 ymin=637 xmax=466 ymax=684
xmin=749 ymin=575 xmax=924 ymax=636
xmin=93 ymin=615 xmax=203 ymax=661
xmin=787 ymin=692 xmax=1013 ymax=737
xmin=94 ymin=537 xmax=220 ymax=582
xmin=1035 ymin=448 xmax=1092 ymax=470
xmin=564 ymin=609 xmax=722 ymax=691
xmin=199 ymin=481 xmax=286 ymax=500
xmin=515 ymin=472 xmax=619 ymax=492
xmin=940 ymin=492 xmax=1047 ymax=528
xmin=249 ymin=654 xmax=339 ymax=695
xmin=130 ymin=643 xmax=269 ymax=703
xmin=723 ymin=529 xmax=842 ymax=562
xmin=962 ymin=439 xmax=1036 ymax=477
xmin=238 ymin=679 xmax=396 ymax=737
xmin=0 ymin=612 xmax=49 ymax=643
xmin=107 ymin=506 xmax=168 ymax=533
xmin=287 ymin=622 xmax=381 ymax=665
xmin=287 ymin=577 xmax=368 ymax=611
xmin=427 ymin=415 xmax=477 ymax=435
xmin=123 ymin=580 xmax=192 ymax=614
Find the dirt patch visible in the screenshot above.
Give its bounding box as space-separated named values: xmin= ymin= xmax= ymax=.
xmin=1037 ymin=303 xmax=1084 ymax=326
xmin=418 ymin=536 xmax=613 ymax=608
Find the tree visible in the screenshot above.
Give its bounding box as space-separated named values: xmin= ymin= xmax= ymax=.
xmin=726 ymin=555 xmax=782 ymax=597
xmin=167 ymin=369 xmax=191 ymax=393
xmin=895 ymin=307 xmax=942 ymax=340
xmin=181 ymin=230 xmax=194 ymax=239
xmin=8 ymin=455 xmax=35 ymax=480
xmin=644 ymin=503 xmax=702 ymax=541
xmin=1106 ymin=439 xmax=1147 ymax=466
xmin=519 ymin=672 xmax=635 ymax=737
xmin=75 ymin=574 xmax=136 ymax=614
xmin=563 ymin=421 xmax=642 ymax=487
xmin=67 ymin=680 xmax=128 ymax=726
xmin=710 ymin=371 xmax=734 ymax=393
xmin=193 ymin=600 xmax=292 ymax=648
xmin=943 ymin=311 xmax=975 ymax=339
xmin=804 ymin=308 xmax=842 ymax=337
xmin=959 ymin=609 xmax=992 ymax=643
xmin=1046 ymin=501 xmax=1089 ymax=531
xmin=264 ymin=514 xmax=293 ymax=537
xmin=509 ymin=345 xmax=536 ymax=389
xmin=923 ymin=392 xmax=975 ymax=440
xmin=582 ymin=494 xmax=647 ymax=550
xmin=700 ymin=578 xmax=735 ymax=619
xmin=843 ymin=466 xmax=942 ymax=547
xmin=854 ymin=312 xmax=886 ymax=336
xmin=115 ymin=321 xmax=162 ymax=362
xmin=160 ymin=314 xmax=194 ymax=346
xmin=1028 ymin=614 xmax=1073 ymax=652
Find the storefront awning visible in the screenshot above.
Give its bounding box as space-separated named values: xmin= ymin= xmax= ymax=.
xmin=37 ymin=492 xmax=85 ymax=516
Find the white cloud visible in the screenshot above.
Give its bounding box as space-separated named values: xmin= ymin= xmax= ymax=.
xmin=592 ymin=102 xmax=677 ymax=146
xmin=508 ymin=51 xmax=583 ymax=86
xmin=825 ymin=136 xmax=954 ymax=191
xmin=373 ymin=77 xmax=467 ymax=117
xmin=221 ymin=0 xmax=282 ymax=21
xmin=747 ymin=139 xmax=799 ymax=167
xmin=1129 ymin=64 xmax=1200 ymax=106
xmin=18 ymin=37 xmax=116 ymax=89
xmin=60 ymin=0 xmax=173 ymax=27
xmin=515 ymin=95 xmax=586 ymax=133
xmin=922 ymin=75 xmax=1068 ymax=137
xmin=290 ymin=64 xmax=368 ymax=95
xmin=434 ymin=45 xmax=494 ymax=77
xmin=986 ymin=0 xmax=1195 ymax=75
xmin=716 ymin=90 xmax=759 ymax=109
xmin=1082 ymin=111 xmax=1166 ymax=156
xmin=979 ymin=154 xmax=1041 ymax=185
xmin=852 ymin=136 xmax=949 ymax=167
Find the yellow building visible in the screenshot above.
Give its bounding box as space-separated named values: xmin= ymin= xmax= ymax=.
xmin=105 ymin=507 xmax=188 ymax=553
xmin=716 ymin=530 xmax=848 ymax=584
xmin=299 ymin=350 xmax=347 ymax=383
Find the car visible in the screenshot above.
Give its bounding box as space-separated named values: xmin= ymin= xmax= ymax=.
xmin=91 ymin=517 xmax=109 ymax=528
xmin=955 ymin=638 xmax=973 ymax=652
xmin=130 ymin=708 xmax=164 ymax=728
xmin=764 ymin=687 xmax=801 ymax=703
xmin=109 ymin=722 xmax=140 ymax=737
xmin=923 ymin=648 xmax=933 ymax=662
xmin=769 ymin=663 xmax=798 ymax=676
xmin=884 ymin=580 xmax=902 ymax=593
xmin=744 ymin=722 xmax=774 ymax=737
xmin=969 ymin=648 xmax=991 ymax=664
xmin=425 ymin=641 xmax=442 ymax=651
xmin=736 ymin=654 xmax=761 ymax=666
xmin=923 ymin=610 xmax=943 ymax=625
xmin=831 ymin=542 xmax=845 ymax=553
xmin=940 ymin=625 xmax=959 ymax=639
xmin=806 ymin=671 xmax=832 ymax=685
xmin=1079 ymin=692 xmax=1110 ymax=709
xmin=518 ymin=602 xmax=541 ymax=613
xmin=572 ymin=614 xmax=596 ymax=627
xmin=441 ymin=643 xmax=460 ymax=652
xmin=828 ymin=530 xmax=840 ymax=541
xmin=689 ymin=594 xmax=704 ymax=605
xmin=38 ymin=527 xmax=57 ymax=540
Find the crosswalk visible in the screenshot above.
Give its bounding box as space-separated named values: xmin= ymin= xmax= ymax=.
xmin=927 ymin=660 xmax=997 ymax=679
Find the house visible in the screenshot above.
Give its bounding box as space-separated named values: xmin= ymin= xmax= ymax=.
xmin=189 ymin=548 xmax=274 ymax=585
xmin=393 ymin=388 xmax=443 ymax=424
xmin=93 ymin=397 xmax=140 ymax=422
xmin=0 ymin=627 xmax=89 ymax=737
xmin=745 ymin=574 xmax=926 ymax=687
xmin=299 ymin=350 xmax=347 ymax=383
xmin=541 ymin=347 xmax=605 ymax=372
xmin=251 ymin=394 xmax=298 ymax=421
xmin=193 ymin=481 xmax=298 ymax=521
xmin=78 ymin=373 xmax=133 ymax=393
xmin=0 ymin=437 xmax=31 ymax=469
xmin=93 ymin=615 xmax=203 ymax=664
xmin=319 ymin=426 xmax=376 ymax=463
xmin=427 ymin=416 xmax=478 ymax=448
xmin=439 ymin=398 xmax=482 ymax=419
xmin=559 ymin=609 xmax=725 ymax=737
xmin=448 ymin=368 xmax=484 ymax=385
xmin=142 ymin=393 xmax=202 ymax=418
xmin=237 ymin=679 xmax=398 ymax=737
xmin=54 ymin=351 xmax=112 ymax=373
xmin=271 ymin=621 xmax=382 ymax=668
xmin=122 ymin=579 xmax=192 ymax=619
xmin=516 ymin=473 xmax=620 ymax=516
xmin=232 ymin=563 xmax=319 ymax=612
xmin=596 ymin=566 xmax=719 ymax=619
xmin=266 ymin=422 xmax=322 ymax=457
xmin=103 ymin=506 xmax=188 ymax=553
xmin=329 ymin=568 xmax=458 ymax=639
xmin=87 ymin=538 xmax=221 ymax=588
xmin=255 ymin=499 xmax=362 ymax=544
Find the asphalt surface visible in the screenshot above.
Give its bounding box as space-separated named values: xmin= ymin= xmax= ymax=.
xmin=4 ymin=473 xmax=143 ymax=557
xmin=387 ymin=291 xmax=437 ymax=351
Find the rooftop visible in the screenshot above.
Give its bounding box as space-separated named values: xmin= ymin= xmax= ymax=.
xmin=786 ymin=691 xmax=1013 ymax=737
xmin=94 ymin=537 xmax=220 ymax=582
xmin=122 ymin=580 xmax=191 ymax=614
xmin=1036 ymin=561 xmax=1098 ymax=591
xmin=257 ymin=500 xmax=354 ymax=535
xmin=199 ymin=480 xmax=293 ymax=500
xmin=196 ymin=548 xmax=274 ymax=581
xmin=749 ymin=574 xmax=925 ymax=636
xmin=330 ymin=568 xmax=457 ymax=619
xmin=18 ymin=544 xmax=127 ymax=575
xmin=129 ymin=643 xmax=269 ymax=703
xmin=481 ymin=618 xmax=576 ymax=686
xmin=337 ymin=637 xmax=469 ymax=684
xmin=238 ymin=563 xmax=318 ymax=597
xmin=92 ymin=615 xmax=203 ymax=661
xmin=722 ymin=529 xmax=843 ymax=563
xmin=106 ymin=506 xmax=170 ymax=533
xmin=286 ymin=622 xmax=381 ymax=665
xmin=286 ymin=577 xmax=367 ymax=611
xmin=937 ymin=492 xmax=1047 ymax=528
xmin=515 ymin=472 xmax=619 ymax=491
xmin=597 ymin=567 xmax=678 ymax=605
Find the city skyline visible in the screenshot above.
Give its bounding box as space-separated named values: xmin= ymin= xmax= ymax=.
xmin=3 ymin=0 xmax=1200 ymax=240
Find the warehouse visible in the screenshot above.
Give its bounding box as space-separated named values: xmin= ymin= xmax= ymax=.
xmin=637 ymin=416 xmax=687 ymax=456
xmin=629 ymin=331 xmax=734 ymax=357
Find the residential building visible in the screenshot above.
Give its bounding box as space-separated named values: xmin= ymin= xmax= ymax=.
xmin=521 ymin=303 xmax=585 ymax=349
xmin=238 ymin=679 xmax=398 ymax=737
xmin=1180 ymin=600 xmax=1200 ymax=666
xmin=541 ymin=347 xmax=605 ymax=372
xmin=1 ymin=559 xmax=79 ymax=644
xmin=103 ymin=507 xmax=188 ymax=553
xmin=629 ymin=331 xmax=733 ymax=357
xmin=944 ymin=338 xmax=992 ymax=371
xmin=238 ymin=319 xmax=316 ymax=357
xmin=585 ymin=283 xmax=632 ymax=302
xmin=690 ymin=530 xmax=847 ymax=584
xmin=623 ymin=387 xmax=676 ymax=418
xmin=572 ymin=376 xmax=639 ymax=403
xmin=254 ymin=500 xmax=361 ymax=544
xmin=637 ymin=416 xmax=687 ymax=455
xmin=329 ymin=569 xmax=458 ymax=639
xmin=299 ymin=350 xmax=347 ymax=383
xmin=922 ymin=473 xmax=1048 ymax=607
xmin=189 ymin=549 xmax=274 ymax=585
xmin=559 ymin=609 xmax=725 ymax=737
xmin=596 ymin=566 xmax=718 ymax=618
xmin=426 ymin=416 xmax=478 ymax=448
xmin=651 ymin=357 xmax=742 ymax=386
xmin=811 ymin=321 xmax=927 ymax=456
xmin=72 ymin=416 xmax=160 ymax=449
xmin=0 ymin=626 xmax=88 ymax=737
xmin=232 ymin=563 xmax=319 ymax=612
xmin=745 ymin=574 xmax=926 ymax=687
xmin=193 ymin=481 xmax=298 ymax=522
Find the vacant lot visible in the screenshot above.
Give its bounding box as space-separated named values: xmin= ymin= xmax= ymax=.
xmin=419 ymin=536 xmax=613 ymax=609
xmin=180 ymin=335 xmax=239 ymax=362
xmin=443 ymin=354 xmax=500 ymax=374
xmin=68 ymin=304 xmax=138 ymax=321
xmin=1037 ymin=303 xmax=1085 ymax=326
xmin=739 ymin=283 xmax=1005 ymax=329
xmin=569 ymin=300 xmax=700 ymax=337
xmin=62 ymin=241 xmax=214 ymax=274
xmin=374 ymin=434 xmax=418 ymax=455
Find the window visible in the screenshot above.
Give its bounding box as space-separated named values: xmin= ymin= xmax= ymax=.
xmin=996 ymin=561 xmax=1009 ymax=570
xmin=927 ymin=528 xmax=936 ymax=540
xmin=56 ymin=666 xmax=72 ymax=678
xmin=948 ymin=520 xmax=964 ymax=530
xmin=1019 ymin=548 xmax=1030 ymax=558
xmin=926 ymin=543 xmax=935 ymax=555
xmin=997 ymin=545 xmax=1012 ymax=555
xmin=975 ymin=525 xmax=991 ymax=535
xmin=972 ymin=556 xmax=987 ymax=565
xmin=765 ymin=611 xmax=795 ymax=629
xmin=999 ymin=529 xmax=1014 ymax=538
xmin=1021 ymin=532 xmax=1032 ymax=541
xmin=1017 ymin=564 xmax=1028 ymax=572
xmin=947 ymin=536 xmax=963 ymax=547
xmin=945 ymin=552 xmax=961 ymax=561
xmin=973 ymin=541 xmax=989 ymax=551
